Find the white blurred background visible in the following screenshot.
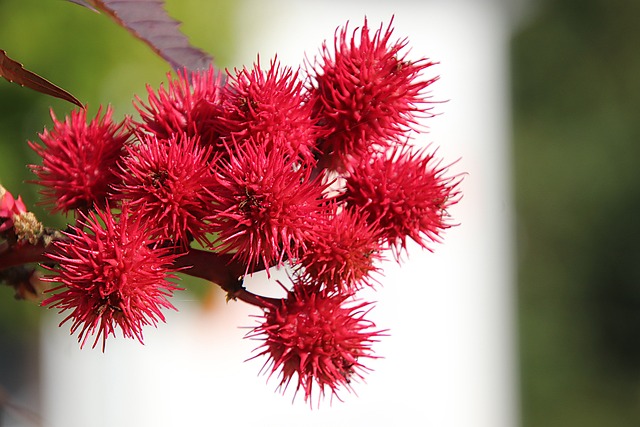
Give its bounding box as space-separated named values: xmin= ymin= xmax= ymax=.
xmin=39 ymin=1 xmax=518 ymax=426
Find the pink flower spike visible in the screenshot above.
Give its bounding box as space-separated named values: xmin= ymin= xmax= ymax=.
xmin=248 ymin=281 xmax=384 ymax=405
xmin=41 ymin=205 xmax=181 ymax=350
xmin=345 ymin=145 xmax=461 ymax=257
xmin=29 ymin=106 xmax=130 ymax=214
xmin=0 ymin=187 xmax=28 ymax=233
xmin=0 ymin=189 xmax=27 ymax=215
xmin=309 ymin=17 xmax=438 ymax=171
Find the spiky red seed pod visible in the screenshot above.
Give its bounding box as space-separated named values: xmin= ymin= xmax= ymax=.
xmin=114 ymin=133 xmax=216 ymax=248
xmin=42 ymin=206 xmax=180 ymax=350
xmin=344 ymin=145 xmax=460 ymax=256
xmin=296 ymin=207 xmax=383 ymax=293
xmin=249 ymin=281 xmax=382 ymax=404
xmin=309 ymin=18 xmax=438 ymax=171
xmin=218 ymin=58 xmax=320 ymax=163
xmin=29 ymin=107 xmax=129 ymax=213
xmin=134 ymin=66 xmax=224 ymax=148
xmin=208 ymin=138 xmax=326 ymax=273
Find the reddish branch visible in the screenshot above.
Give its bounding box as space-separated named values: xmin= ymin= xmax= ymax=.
xmin=172 ymin=248 xmax=281 ymax=308
xmin=0 ymin=235 xmax=280 ymax=309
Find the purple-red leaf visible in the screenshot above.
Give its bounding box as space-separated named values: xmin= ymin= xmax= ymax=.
xmin=72 ymin=0 xmax=214 ymax=72
xmin=0 ymin=49 xmax=83 ymax=108
xmin=67 ymin=0 xmax=99 ymax=12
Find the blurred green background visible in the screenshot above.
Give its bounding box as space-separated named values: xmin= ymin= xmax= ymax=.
xmin=513 ymin=0 xmax=640 ymax=424
xmin=2 ymin=0 xmax=640 ymax=424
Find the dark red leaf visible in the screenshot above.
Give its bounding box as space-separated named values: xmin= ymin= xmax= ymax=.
xmin=67 ymin=0 xmax=99 ymax=12
xmin=0 ymin=49 xmax=83 ymax=108
xmin=73 ymin=0 xmax=214 ymax=72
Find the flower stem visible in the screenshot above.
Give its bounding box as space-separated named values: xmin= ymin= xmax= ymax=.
xmin=0 ymin=243 xmax=47 ymax=269
xmin=172 ymin=248 xmax=281 ymax=308
xmin=0 ymin=232 xmax=281 ymax=309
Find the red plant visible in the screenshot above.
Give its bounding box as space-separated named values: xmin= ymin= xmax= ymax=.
xmin=295 ymin=206 xmax=383 ymax=293
xmin=1 ymin=17 xmax=461 ymax=405
xmin=217 ymin=58 xmax=321 ymax=164
xmin=344 ymin=145 xmax=461 ymax=256
xmin=134 ymin=67 xmax=224 ymax=149
xmin=249 ymin=281 xmax=383 ymax=403
xmin=41 ymin=206 xmax=180 ymax=350
xmin=308 ymin=18 xmax=438 ymax=172
xmin=28 ymin=107 xmax=130 ymax=214
xmin=114 ymin=133 xmax=217 ymax=248
xmin=207 ymin=137 xmax=326 ymax=273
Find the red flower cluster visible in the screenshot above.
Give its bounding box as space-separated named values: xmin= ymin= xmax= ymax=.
xmin=29 ymin=107 xmax=130 ymax=213
xmin=134 ymin=67 xmax=224 ymax=147
xmin=296 ymin=206 xmax=382 ymax=293
xmin=114 ymin=133 xmax=216 ymax=248
xmin=217 ymin=59 xmax=320 ymax=163
xmin=207 ymin=138 xmax=325 ymax=273
xmin=309 ymin=18 xmax=438 ymax=172
xmin=345 ymin=146 xmax=460 ymax=256
xmin=249 ymin=281 xmax=382 ymax=404
xmin=42 ymin=206 xmax=180 ymax=350
xmin=25 ymin=18 xmax=461 ymax=404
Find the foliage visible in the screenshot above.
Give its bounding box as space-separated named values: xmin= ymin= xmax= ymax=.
xmin=513 ymin=0 xmax=640 ymax=425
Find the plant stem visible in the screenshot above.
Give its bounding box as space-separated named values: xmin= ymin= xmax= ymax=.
xmin=171 ymin=248 xmax=281 ymax=308
xmin=0 ymin=233 xmax=282 ymax=310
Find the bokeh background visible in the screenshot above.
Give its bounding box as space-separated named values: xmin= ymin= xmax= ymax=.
xmin=513 ymin=0 xmax=640 ymax=424
xmin=1 ymin=0 xmax=639 ymax=425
